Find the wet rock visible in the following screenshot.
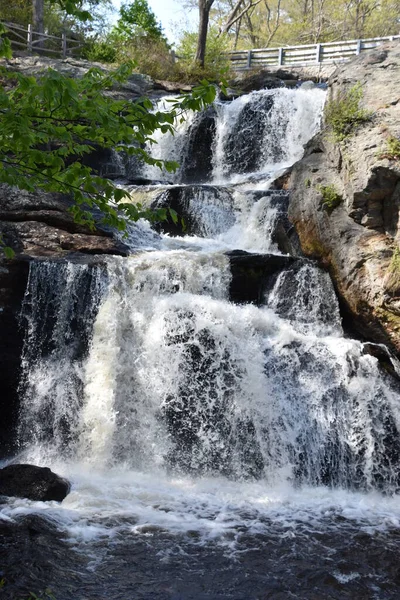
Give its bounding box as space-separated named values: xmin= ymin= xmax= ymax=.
xmin=151 ymin=185 xmax=235 ymax=237
xmin=223 ymin=94 xmax=276 ymax=175
xmin=180 ymin=107 xmax=217 ymax=184
xmin=226 ymin=250 xmax=298 ymax=304
xmin=362 ymin=342 xmax=400 ymax=381
xmin=0 ymin=464 xmax=70 ymax=501
xmin=0 ymin=259 xmax=30 ymax=456
xmin=288 ymin=43 xmax=400 ymax=356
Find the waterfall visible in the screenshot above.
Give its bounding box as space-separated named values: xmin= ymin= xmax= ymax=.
xmin=141 ymin=87 xmax=325 ymax=185
xmin=4 ymin=82 xmax=400 ymax=599
xmin=17 ymin=256 xmax=400 ymax=492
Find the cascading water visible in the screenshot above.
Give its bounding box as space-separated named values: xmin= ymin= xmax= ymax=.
xmin=2 ymin=84 xmax=400 ymax=600
xmin=142 ymin=87 xmax=326 ymax=184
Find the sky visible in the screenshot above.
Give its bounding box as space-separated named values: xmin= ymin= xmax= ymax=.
xmin=110 ymin=0 xmax=198 ymax=44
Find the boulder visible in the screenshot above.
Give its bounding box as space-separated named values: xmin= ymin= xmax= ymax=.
xmin=2 ymin=55 xmax=154 ymax=100
xmin=288 ymin=42 xmax=400 ymax=356
xmin=231 ymin=69 xmax=284 ymax=93
xmin=0 ymin=464 xmax=70 ymax=501
xmin=226 ymin=250 xmax=298 ymax=304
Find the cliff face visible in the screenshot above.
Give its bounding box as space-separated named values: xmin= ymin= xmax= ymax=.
xmin=289 ymin=43 xmax=400 ymax=356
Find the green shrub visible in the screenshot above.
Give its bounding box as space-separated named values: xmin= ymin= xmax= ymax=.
xmin=174 ymin=26 xmax=232 ymax=84
xmin=379 ymin=136 xmax=400 ymax=161
xmin=81 ymin=38 xmax=118 ymax=63
xmin=389 ymin=247 xmax=400 ymax=273
xmin=325 ymin=83 xmax=372 ymax=141
xmin=318 ymin=184 xmax=343 ymax=212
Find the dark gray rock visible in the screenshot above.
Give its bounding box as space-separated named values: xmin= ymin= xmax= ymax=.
xmin=151 ymin=185 xmax=235 ymax=237
xmin=181 ymin=107 xmax=217 ymax=184
xmin=222 ymin=94 xmax=276 ymax=175
xmin=0 ymin=464 xmax=70 ymax=501
xmin=226 ymin=250 xmax=298 ymax=304
xmin=0 ymin=259 xmax=30 ymax=456
xmin=231 ymin=70 xmax=284 ymax=93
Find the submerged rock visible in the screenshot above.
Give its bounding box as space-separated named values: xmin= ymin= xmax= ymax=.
xmin=0 ymin=464 xmax=70 ymax=501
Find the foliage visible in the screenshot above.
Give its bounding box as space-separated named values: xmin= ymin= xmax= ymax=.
xmin=0 ymin=0 xmax=32 ymax=28
xmin=113 ymin=0 xmax=167 ymax=43
xmin=110 ymin=34 xmax=174 ymax=78
xmin=379 ymin=136 xmax=400 ymax=161
xmin=180 ymin=0 xmax=400 ymax=57
xmin=0 ymin=22 xmax=12 ymax=59
xmin=0 ymin=59 xmax=217 ymax=256
xmin=80 ymin=36 xmax=118 ymax=63
xmin=318 ymin=184 xmax=342 ymax=212
xmin=175 ymin=25 xmax=232 ymax=83
xmin=325 ymin=83 xmax=372 ymax=141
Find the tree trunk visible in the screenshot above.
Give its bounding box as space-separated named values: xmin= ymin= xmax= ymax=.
xmin=32 ymin=0 xmax=44 ymax=49
xmin=195 ymin=0 xmax=214 ymax=68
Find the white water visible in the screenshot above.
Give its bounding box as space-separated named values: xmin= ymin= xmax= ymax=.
xmin=4 ymin=85 xmax=400 ymax=559
xmin=142 ymin=87 xmax=325 ymax=185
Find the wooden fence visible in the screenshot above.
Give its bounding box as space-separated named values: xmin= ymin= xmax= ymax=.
xmin=228 ymin=35 xmax=400 ymax=70
xmin=1 ymin=21 xmax=84 ymax=58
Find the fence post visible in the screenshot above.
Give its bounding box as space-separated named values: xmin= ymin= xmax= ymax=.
xmin=315 ymin=43 xmax=321 ymax=64
xmin=62 ymin=32 xmax=67 ymax=58
xmin=278 ymin=47 xmax=283 ymax=66
xmin=247 ymin=50 xmax=252 ymax=69
xmin=356 ymin=39 xmax=361 ymax=55
xmin=27 ymin=24 xmax=32 ymax=53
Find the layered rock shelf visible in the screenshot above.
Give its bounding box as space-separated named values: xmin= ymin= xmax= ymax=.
xmin=288 ymin=42 xmax=400 ymax=356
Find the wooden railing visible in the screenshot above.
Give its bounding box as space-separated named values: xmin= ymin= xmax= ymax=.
xmin=1 ymin=21 xmax=84 ymax=58
xmin=228 ymin=35 xmax=400 ymax=70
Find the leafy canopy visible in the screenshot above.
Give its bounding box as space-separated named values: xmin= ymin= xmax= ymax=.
xmin=114 ymin=0 xmax=167 ymax=43
xmin=0 ymin=22 xmax=218 ymax=256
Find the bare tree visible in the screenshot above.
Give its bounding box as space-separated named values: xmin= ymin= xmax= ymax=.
xmin=263 ymin=0 xmax=282 ymax=46
xmin=220 ymin=0 xmax=262 ymax=35
xmin=32 ymin=0 xmax=44 ymax=48
xmin=195 ymin=0 xmax=215 ymax=67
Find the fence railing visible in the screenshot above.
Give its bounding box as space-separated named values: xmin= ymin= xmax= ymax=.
xmin=1 ymin=21 xmax=84 ymax=58
xmin=228 ymin=35 xmax=400 ymax=70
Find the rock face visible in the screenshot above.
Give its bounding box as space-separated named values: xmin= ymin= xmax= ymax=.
xmin=0 ymin=185 xmax=129 ymax=259
xmin=288 ymin=42 xmax=400 ymax=356
xmin=0 ymin=464 xmax=70 ymax=501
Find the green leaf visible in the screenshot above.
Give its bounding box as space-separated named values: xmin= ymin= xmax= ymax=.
xmin=169 ymin=208 xmax=178 ymax=224
xmin=3 ymin=246 xmax=15 ymax=259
